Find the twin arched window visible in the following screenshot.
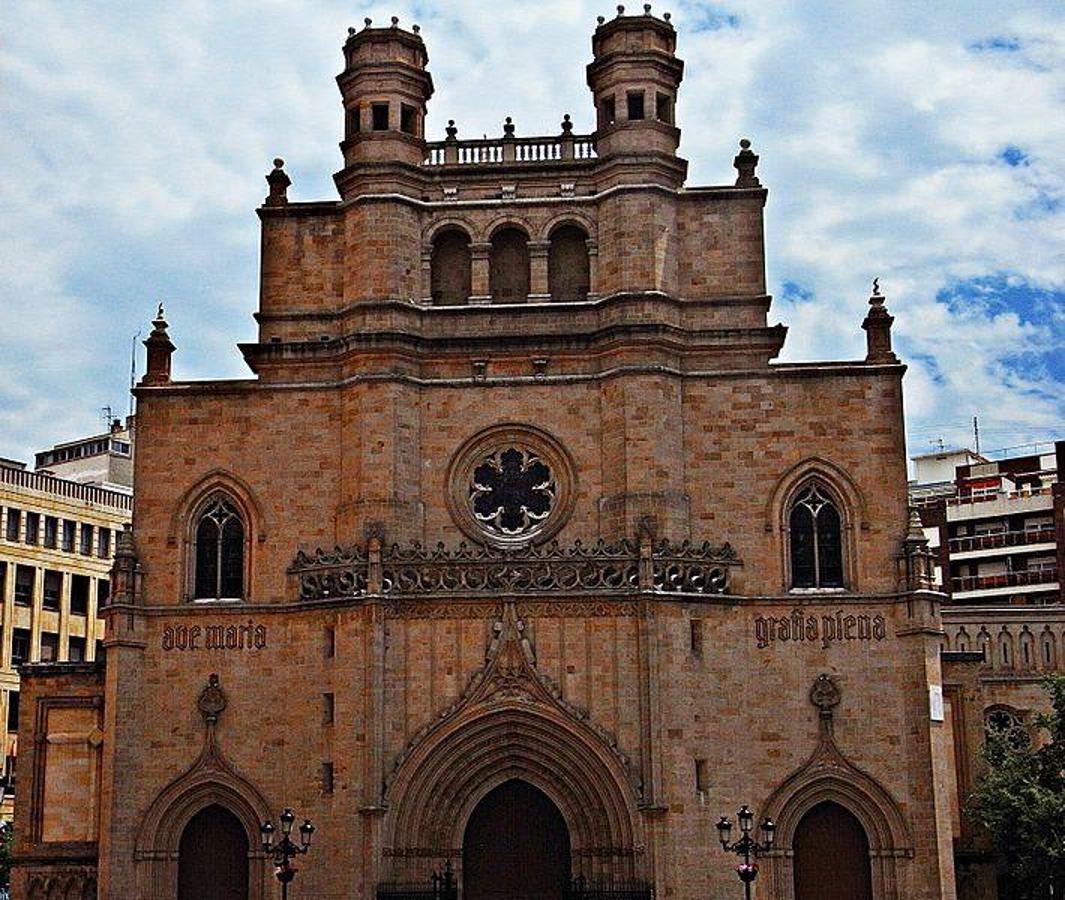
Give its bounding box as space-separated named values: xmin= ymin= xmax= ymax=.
xmin=788 ymin=483 xmax=845 ymax=588
xmin=429 ymin=224 xmax=590 ymax=305
xmin=193 ymin=496 xmax=245 ymax=601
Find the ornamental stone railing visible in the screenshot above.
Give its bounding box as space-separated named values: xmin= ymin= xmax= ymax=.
xmin=423 ymin=121 xmax=597 ymax=167
xmin=290 ymin=536 xmax=739 ymax=602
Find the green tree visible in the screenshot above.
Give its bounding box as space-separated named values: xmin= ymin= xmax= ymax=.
xmin=968 ymin=675 xmax=1065 ymax=898
xmin=0 ymin=822 xmax=11 ymax=889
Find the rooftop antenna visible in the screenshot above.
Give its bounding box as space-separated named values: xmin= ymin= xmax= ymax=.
xmin=100 ymin=405 xmax=114 ymax=430
xmin=972 ymin=416 xmax=980 ymax=454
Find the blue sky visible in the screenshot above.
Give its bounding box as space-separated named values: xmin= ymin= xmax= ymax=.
xmin=1 ymin=0 xmax=1062 ymax=463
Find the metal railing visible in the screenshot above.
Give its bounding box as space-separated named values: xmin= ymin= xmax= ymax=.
xmin=952 ymin=568 xmax=1058 ymax=592
xmin=424 ymin=134 xmax=596 ymax=167
xmin=0 ymin=464 xmax=131 ymax=511
xmin=949 ymin=527 xmax=1057 ymax=553
xmin=947 ymin=486 xmax=1053 ymax=507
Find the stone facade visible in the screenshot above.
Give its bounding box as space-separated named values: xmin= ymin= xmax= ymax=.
xmin=18 ymin=10 xmax=1050 ymax=900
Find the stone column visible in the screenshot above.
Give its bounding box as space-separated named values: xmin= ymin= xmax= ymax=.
xmin=29 ymin=566 xmax=43 ymax=661
xmin=420 ymin=246 xmax=433 ymax=304
xmin=528 ymin=240 xmax=551 ymax=302
xmin=57 ymin=571 xmax=72 ymax=661
xmin=586 ymin=239 xmax=599 ymax=297
xmin=469 ymin=242 xmax=492 ymax=303
xmin=86 ymin=577 xmax=99 ymax=661
xmin=1 ymin=563 xmax=14 ymax=670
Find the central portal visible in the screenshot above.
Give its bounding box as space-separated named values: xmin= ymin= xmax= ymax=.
xmin=463 ymin=779 xmax=572 ymax=900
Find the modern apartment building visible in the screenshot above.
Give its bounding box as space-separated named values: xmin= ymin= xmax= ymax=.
xmin=0 ymin=425 xmax=134 ymax=821
xmin=911 ymin=441 xmax=1063 ymax=606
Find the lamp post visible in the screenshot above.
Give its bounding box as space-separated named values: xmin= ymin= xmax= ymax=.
xmin=715 ymin=805 xmax=775 ymax=900
xmin=260 ymin=808 xmax=315 ymax=900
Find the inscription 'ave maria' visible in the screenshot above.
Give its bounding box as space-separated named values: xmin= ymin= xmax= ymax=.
xmin=162 ymin=622 xmax=267 ymax=651
xmin=755 ymin=608 xmax=887 ymax=650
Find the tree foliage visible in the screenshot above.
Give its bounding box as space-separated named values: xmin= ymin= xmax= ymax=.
xmin=968 ymin=675 xmax=1065 ymax=898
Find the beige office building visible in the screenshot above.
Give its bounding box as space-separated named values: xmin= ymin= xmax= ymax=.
xmin=0 ymin=424 xmax=133 ymax=820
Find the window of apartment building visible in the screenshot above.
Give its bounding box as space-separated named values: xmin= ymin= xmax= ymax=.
xmin=1029 ymin=557 xmax=1056 ymax=573
xmin=98 ymin=527 xmax=111 ymax=559
xmin=43 ymin=570 xmax=62 ymax=611
xmin=5 ymin=508 xmax=20 ymax=542
xmin=14 ymin=566 xmax=34 ymax=606
xmin=40 ymin=632 xmax=59 ymax=663
xmin=626 ymin=90 xmax=645 ymax=120
xmin=68 ymin=636 xmax=87 ymax=663
xmin=6 ymin=692 xmax=18 ymax=733
xmin=400 ymin=103 xmax=417 ymax=135
xmin=80 ymin=523 xmax=94 ymax=556
xmin=974 ymin=520 xmax=1007 ymax=535
xmin=24 ymin=511 xmax=40 ymax=545
xmin=11 ymin=629 xmax=30 ymax=666
xmin=371 ymin=102 xmax=389 ymax=131
xmin=111 ymin=440 xmax=131 ymax=455
xmin=71 ymin=575 xmax=90 ymax=616
xmin=61 ymin=520 xmax=75 ymax=552
xmin=97 ymin=577 xmax=110 ymax=608
xmin=43 ymin=515 xmax=58 ymax=549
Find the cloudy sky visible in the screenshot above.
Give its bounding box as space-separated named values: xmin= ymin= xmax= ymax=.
xmin=1 ymin=0 xmax=1062 ymax=466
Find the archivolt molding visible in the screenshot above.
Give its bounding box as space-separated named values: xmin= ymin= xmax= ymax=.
xmin=760 ymin=675 xmax=914 ymax=900
xmin=541 ymin=211 xmax=597 ymax=242
xmin=423 ymin=216 xmax=477 ymax=246
xmin=764 ymin=456 xmax=868 ymax=533
xmin=382 ymin=603 xmax=645 ymax=876
xmin=134 ymin=675 xmax=270 ymax=899
xmin=485 ymin=215 xmax=534 ymax=241
xmin=167 ymin=469 xmax=265 ymax=544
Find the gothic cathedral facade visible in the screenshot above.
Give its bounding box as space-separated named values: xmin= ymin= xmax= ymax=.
xmin=13 ymin=12 xmax=965 ymax=900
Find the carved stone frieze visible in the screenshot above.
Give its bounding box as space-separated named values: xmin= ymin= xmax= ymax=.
xmin=291 ymin=536 xmax=738 ymax=602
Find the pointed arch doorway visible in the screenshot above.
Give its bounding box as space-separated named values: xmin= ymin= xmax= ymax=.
xmin=463 ymin=780 xmax=571 ymax=900
xmin=177 ymin=804 xmax=250 ymax=900
xmin=793 ymin=801 xmax=872 ymax=900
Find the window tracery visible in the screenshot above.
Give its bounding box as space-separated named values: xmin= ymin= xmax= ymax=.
xmin=789 ymin=483 xmax=844 ymax=588
xmin=193 ymin=496 xmax=245 ymax=601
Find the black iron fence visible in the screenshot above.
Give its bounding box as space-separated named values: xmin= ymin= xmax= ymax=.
xmin=564 ymin=876 xmax=654 ymax=899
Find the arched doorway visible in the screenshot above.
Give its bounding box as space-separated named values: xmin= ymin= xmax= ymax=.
xmin=463 ymin=780 xmax=571 ymax=900
xmin=178 ymin=804 xmax=250 ymax=900
xmin=793 ymin=801 xmax=872 ymax=900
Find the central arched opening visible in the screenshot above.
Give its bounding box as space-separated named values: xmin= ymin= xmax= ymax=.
xmin=177 ymin=803 xmax=249 ymax=900
xmin=463 ymin=779 xmax=571 ymax=900
xmin=793 ymin=801 xmax=872 ymax=900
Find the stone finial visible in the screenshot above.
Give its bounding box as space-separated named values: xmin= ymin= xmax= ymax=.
xmin=597 ymin=15 xmax=606 ymax=24
xmin=347 ymin=26 xmax=356 ymax=37
xmin=265 ymin=157 xmax=291 ymax=207
xmin=413 ymin=24 xmax=420 ymax=34
xmin=644 ymin=3 xmax=652 ymax=13
xmin=733 ymin=138 xmax=760 ymax=187
xmin=560 ymin=113 xmax=573 ymax=134
xmin=391 ymin=15 xmax=400 ymax=27
xmin=663 ymin=11 xmax=671 ymax=21
xmin=364 ymin=17 xmax=372 ymax=27
xmin=445 ymin=119 xmax=458 ymax=141
xmin=617 ymin=5 xmax=626 ymax=16
xmin=907 ymin=507 xmax=924 ymax=541
xmin=862 ymin=281 xmax=899 ymax=364
xmin=503 ymin=116 xmax=516 ymax=139
xmin=143 ymin=303 xmax=175 ymax=385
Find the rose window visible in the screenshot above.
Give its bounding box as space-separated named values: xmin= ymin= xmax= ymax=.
xmin=447 ymin=426 xmax=576 ymax=547
xmin=470 ymin=447 xmax=556 ymax=539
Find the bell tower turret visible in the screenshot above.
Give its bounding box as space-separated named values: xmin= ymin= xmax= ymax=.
xmin=337 ymin=16 xmax=434 ymax=169
xmin=586 ymin=5 xmax=684 ymax=160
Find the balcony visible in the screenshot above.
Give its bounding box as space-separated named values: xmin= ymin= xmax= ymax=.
xmin=424 ymin=131 xmax=596 ymax=168
xmin=952 ymin=568 xmax=1058 ymax=594
xmin=949 ymin=527 xmax=1056 ymax=554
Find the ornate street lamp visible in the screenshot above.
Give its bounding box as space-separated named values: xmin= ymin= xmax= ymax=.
xmin=260 ymin=808 xmax=315 ymax=900
xmin=716 ymin=805 xmax=775 ymax=900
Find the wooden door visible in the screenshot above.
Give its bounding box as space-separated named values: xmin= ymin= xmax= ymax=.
xmin=463 ymin=780 xmax=571 ymax=900
xmin=177 ymin=804 xmax=250 ymax=900
xmin=793 ymin=801 xmax=873 ymax=900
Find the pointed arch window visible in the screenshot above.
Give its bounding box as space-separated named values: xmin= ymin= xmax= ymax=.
xmin=194 ymin=497 xmax=245 ymax=601
xmin=789 ymin=484 xmax=844 ymax=588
